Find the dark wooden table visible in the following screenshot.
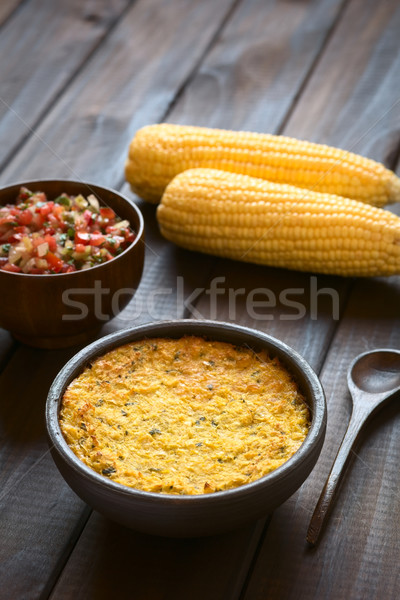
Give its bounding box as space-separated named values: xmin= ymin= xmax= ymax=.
xmin=1 ymin=0 xmax=400 ymax=598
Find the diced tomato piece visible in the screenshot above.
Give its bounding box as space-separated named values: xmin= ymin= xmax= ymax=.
xmin=8 ymin=233 xmax=24 ymax=243
xmin=75 ymin=231 xmax=105 ymax=247
xmin=100 ymin=207 xmax=115 ymax=220
xmin=43 ymin=226 xmax=56 ymax=235
xmin=44 ymin=234 xmax=57 ymax=252
xmin=32 ymin=236 xmax=45 ymax=248
xmin=32 ymin=213 xmax=45 ymax=229
xmin=75 ymin=231 xmax=90 ymax=244
xmin=105 ymin=225 xmax=128 ymax=236
xmin=89 ymin=233 xmax=105 ymax=247
xmin=47 ymin=214 xmax=61 ymax=228
xmin=75 ymin=243 xmax=86 ymax=253
xmin=0 ymin=214 xmax=17 ymax=226
xmin=125 ymin=231 xmax=136 ymax=243
xmin=52 ymin=205 xmax=64 ymax=218
xmin=17 ymin=188 xmax=31 ymax=201
xmin=83 ymin=209 xmax=93 ymax=225
xmin=61 ymin=264 xmax=76 ymax=273
xmin=39 ymin=202 xmax=54 ymax=217
xmin=0 ymin=230 xmax=13 ymax=243
xmin=104 ymin=237 xmax=119 ymax=252
xmin=17 ymin=210 xmax=33 ymax=226
xmin=1 ymin=263 xmax=22 ymax=273
xmin=45 ymin=251 xmax=64 ymax=273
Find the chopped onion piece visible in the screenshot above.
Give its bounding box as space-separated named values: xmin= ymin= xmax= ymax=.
xmin=111 ymin=219 xmax=130 ymax=230
xmin=87 ymin=195 xmax=100 ymax=212
xmin=22 ymin=236 xmax=32 ymax=251
xmin=22 ymin=258 xmax=36 ymax=273
xmin=37 ymin=242 xmax=49 ymax=257
xmin=36 ymin=258 xmax=48 ymax=269
xmin=75 ymin=194 xmax=88 ymax=209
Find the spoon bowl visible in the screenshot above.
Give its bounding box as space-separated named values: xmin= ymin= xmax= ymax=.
xmin=307 ymin=348 xmax=400 ymax=546
xmin=348 ymin=350 xmax=400 ymax=395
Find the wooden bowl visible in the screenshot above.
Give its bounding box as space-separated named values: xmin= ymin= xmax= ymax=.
xmin=0 ymin=180 xmax=144 ymax=348
xmin=46 ymin=320 xmax=326 ymax=537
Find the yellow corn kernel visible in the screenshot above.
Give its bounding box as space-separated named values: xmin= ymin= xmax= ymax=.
xmin=156 ymin=168 xmax=400 ymax=277
xmin=125 ymin=123 xmax=400 ymax=206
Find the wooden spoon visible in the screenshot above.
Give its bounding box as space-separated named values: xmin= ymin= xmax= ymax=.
xmin=307 ymin=349 xmax=400 ymax=546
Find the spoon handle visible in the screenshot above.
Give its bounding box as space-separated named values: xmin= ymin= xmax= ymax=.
xmin=307 ymin=404 xmax=370 ymax=546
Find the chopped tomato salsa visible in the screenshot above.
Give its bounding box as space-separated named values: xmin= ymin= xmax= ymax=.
xmin=0 ymin=187 xmax=136 ymax=274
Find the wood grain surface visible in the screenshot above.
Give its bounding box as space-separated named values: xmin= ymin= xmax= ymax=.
xmin=166 ymin=0 xmax=347 ymax=132
xmin=49 ymin=513 xmax=268 ymax=600
xmin=0 ymin=0 xmax=236 ymax=187
xmin=285 ymin=0 xmax=400 ymax=164
xmin=0 ymin=0 xmax=399 ymax=598
xmin=0 ymin=0 xmax=133 ymax=174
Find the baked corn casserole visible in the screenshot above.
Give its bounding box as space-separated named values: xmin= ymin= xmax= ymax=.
xmin=60 ymin=336 xmax=310 ymax=495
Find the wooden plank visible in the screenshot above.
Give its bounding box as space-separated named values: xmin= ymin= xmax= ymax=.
xmin=0 ymin=346 xmax=91 ymax=598
xmin=48 ymin=513 xmax=267 ymax=600
xmin=241 ymin=0 xmax=400 ymax=597
xmin=0 ymin=0 xmax=236 ymax=188
xmin=165 ymin=0 xmax=347 ymax=132
xmin=0 ymin=0 xmax=133 ymax=174
xmin=283 ymin=0 xmax=400 ymax=164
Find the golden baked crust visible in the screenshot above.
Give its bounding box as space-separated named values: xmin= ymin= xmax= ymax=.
xmin=60 ymin=336 xmax=310 ymax=495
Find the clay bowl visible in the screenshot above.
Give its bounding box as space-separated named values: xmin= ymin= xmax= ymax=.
xmin=46 ymin=319 xmax=326 ymax=537
xmin=0 ymin=180 xmax=144 ymax=348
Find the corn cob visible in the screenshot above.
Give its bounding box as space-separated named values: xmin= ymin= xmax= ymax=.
xmin=157 ymin=168 xmax=400 ymax=277
xmin=125 ymin=123 xmax=400 ymax=206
